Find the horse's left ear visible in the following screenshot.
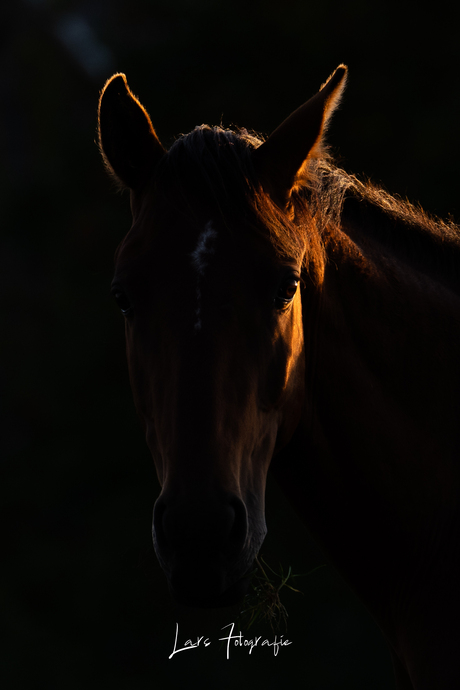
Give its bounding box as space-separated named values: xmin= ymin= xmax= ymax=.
xmin=98 ymin=73 xmax=166 ymax=190
xmin=253 ymin=65 xmax=347 ymax=207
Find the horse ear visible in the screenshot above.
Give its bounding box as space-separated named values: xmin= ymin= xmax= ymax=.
xmin=253 ymin=65 xmax=348 ymax=207
xmin=98 ymin=73 xmax=166 ymax=190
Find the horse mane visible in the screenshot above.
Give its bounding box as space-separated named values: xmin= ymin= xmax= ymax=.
xmin=157 ymin=125 xmax=460 ymax=289
xmin=301 ymin=159 xmax=460 ymax=288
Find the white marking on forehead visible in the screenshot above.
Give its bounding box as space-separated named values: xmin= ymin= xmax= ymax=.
xmin=190 ymin=221 xmax=217 ymax=332
xmin=191 ymin=221 xmax=217 ymax=275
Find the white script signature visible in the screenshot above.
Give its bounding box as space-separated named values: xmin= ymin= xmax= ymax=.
xmin=169 ymin=622 xmax=292 ymax=659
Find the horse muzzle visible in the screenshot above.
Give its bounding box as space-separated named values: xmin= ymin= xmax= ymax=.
xmin=152 ymin=491 xmax=265 ymax=607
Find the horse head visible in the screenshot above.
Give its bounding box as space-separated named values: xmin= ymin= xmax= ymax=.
xmin=98 ymin=66 xmax=347 ymax=607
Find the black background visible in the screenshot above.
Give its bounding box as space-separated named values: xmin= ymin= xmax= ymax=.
xmin=3 ymin=1 xmax=459 ymax=688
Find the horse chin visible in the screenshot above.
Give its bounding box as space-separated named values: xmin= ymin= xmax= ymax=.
xmin=169 ymin=571 xmax=252 ymax=609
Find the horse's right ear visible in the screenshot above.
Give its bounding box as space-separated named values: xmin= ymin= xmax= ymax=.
xmin=98 ymin=73 xmax=166 ymax=190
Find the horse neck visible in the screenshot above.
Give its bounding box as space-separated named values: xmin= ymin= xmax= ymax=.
xmin=319 ymin=182 xmax=460 ymax=363
xmin=299 ymin=182 xmax=460 ymax=496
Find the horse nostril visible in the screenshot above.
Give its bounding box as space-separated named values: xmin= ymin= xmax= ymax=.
xmin=152 ymin=496 xmax=168 ymax=556
xmin=227 ymin=496 xmax=248 ymax=555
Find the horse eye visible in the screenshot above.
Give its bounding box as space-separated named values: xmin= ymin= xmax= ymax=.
xmin=111 ymin=287 xmax=132 ymax=315
xmin=275 ymin=277 xmax=299 ymax=308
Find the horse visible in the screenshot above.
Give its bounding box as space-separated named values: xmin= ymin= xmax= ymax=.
xmin=98 ymin=66 xmax=460 ymax=689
